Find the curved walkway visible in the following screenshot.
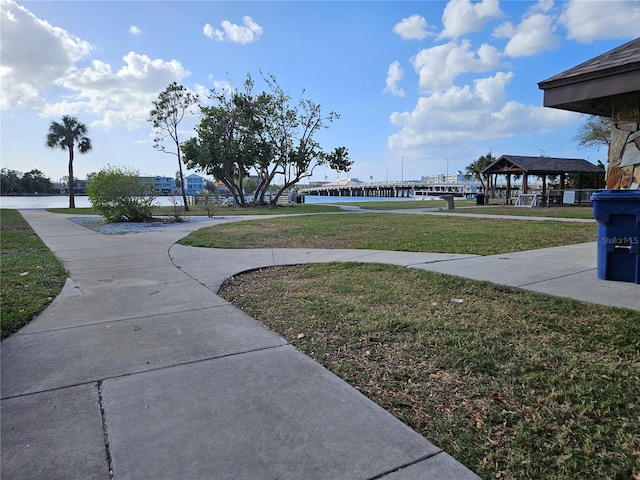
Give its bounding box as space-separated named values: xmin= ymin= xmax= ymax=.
xmin=2 ymin=210 xmax=637 ymax=480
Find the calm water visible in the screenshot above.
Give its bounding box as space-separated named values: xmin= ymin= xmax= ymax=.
xmin=0 ymin=195 xmax=420 ymax=209
xmin=0 ymin=196 xmax=176 ymax=209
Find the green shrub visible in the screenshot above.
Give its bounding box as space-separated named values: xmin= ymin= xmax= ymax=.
xmin=87 ymin=166 xmax=157 ymax=222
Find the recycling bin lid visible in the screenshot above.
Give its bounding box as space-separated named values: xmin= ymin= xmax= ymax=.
xmin=591 ymin=189 xmax=640 ymax=201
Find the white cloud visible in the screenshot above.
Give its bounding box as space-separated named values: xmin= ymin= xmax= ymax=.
xmin=0 ymin=1 xmax=193 ymax=129
xmin=492 ymin=21 xmax=514 ymax=39
xmin=129 ymin=25 xmax=141 ymax=35
xmin=387 ymin=71 xmax=575 ymax=150
xmin=382 ymin=61 xmax=406 ymax=97
xmin=51 ymin=52 xmax=191 ymax=129
xmin=439 ymin=0 xmax=503 ymax=39
xmin=412 ymin=40 xmax=503 ymax=92
xmin=203 ymin=16 xmax=263 ymax=44
xmin=392 ymin=14 xmax=430 ymax=40
xmin=530 ymin=0 xmax=554 ymax=14
xmin=0 ymin=0 xmax=93 ymax=109
xmin=559 ymin=0 xmax=640 ymax=43
xmin=497 ymin=13 xmax=560 ymax=57
xmin=203 ymin=23 xmax=216 ymax=39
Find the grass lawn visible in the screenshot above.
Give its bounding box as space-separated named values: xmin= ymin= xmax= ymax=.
xmin=339 ymin=200 xmax=594 ymax=220
xmin=47 ymin=203 xmax=342 ymax=217
xmin=220 ymin=262 xmax=640 ymax=480
xmin=180 ymin=213 xmax=597 ymax=256
xmin=445 ymin=206 xmax=595 ymax=219
xmin=343 ymin=199 xmax=463 ymax=210
xmin=0 ymin=209 xmax=67 ymax=339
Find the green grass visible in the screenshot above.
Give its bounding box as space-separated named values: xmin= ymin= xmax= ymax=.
xmin=180 ymin=213 xmax=597 ymax=255
xmin=0 ymin=209 xmax=67 ymax=339
xmin=343 ymin=199 xmax=459 ymax=209
xmin=220 ymin=262 xmax=640 ymax=480
xmin=446 ymin=206 xmax=595 ymax=219
xmin=47 ymin=203 xmax=341 ymax=217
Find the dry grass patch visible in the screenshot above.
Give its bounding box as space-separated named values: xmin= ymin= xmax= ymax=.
xmin=220 ymin=263 xmax=640 ymax=480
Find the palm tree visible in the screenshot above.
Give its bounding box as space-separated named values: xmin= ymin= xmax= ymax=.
xmin=464 ymin=152 xmax=495 ymax=202
xmin=46 ymin=115 xmax=92 ymax=208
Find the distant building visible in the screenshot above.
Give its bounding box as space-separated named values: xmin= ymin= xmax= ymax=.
xmin=421 ymin=171 xmax=464 ymax=184
xmin=81 ymin=173 xmax=207 ymax=196
xmin=325 ymin=177 xmax=363 ymax=186
xmin=140 ymin=176 xmax=176 ymax=195
xmin=62 ymin=179 xmax=89 ymax=195
xmin=184 ymin=173 xmax=205 ymax=195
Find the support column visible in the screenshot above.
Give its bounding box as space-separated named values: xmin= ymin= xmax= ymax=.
xmin=606 ymin=95 xmax=640 ymax=190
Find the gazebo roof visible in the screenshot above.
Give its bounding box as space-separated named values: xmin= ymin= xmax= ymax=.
xmin=538 ymin=37 xmax=640 ymax=116
xmin=482 ymin=155 xmax=604 ymax=176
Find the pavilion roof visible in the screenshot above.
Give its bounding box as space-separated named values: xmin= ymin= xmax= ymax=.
xmin=482 ymin=155 xmax=604 ymax=175
xmin=538 ymin=37 xmax=640 ymax=116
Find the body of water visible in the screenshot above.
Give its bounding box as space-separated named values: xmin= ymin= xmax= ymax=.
xmin=0 ymin=195 xmax=172 ymax=209
xmin=0 ymin=194 xmax=421 ymax=210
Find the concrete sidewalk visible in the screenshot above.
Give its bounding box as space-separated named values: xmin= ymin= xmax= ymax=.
xmin=169 ymin=242 xmax=639 ymax=311
xmin=2 ymin=210 xmax=638 ymax=480
xmin=2 ymin=210 xmax=480 ymax=480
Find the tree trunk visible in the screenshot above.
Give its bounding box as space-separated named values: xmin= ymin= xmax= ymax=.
xmin=177 ymin=158 xmax=189 ymax=212
xmin=68 ymin=148 xmax=75 ymax=209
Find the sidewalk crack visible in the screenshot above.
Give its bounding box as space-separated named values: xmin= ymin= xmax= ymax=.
xmin=516 ymin=268 xmax=596 ymax=288
xmin=366 ymin=450 xmax=443 ymax=479
xmin=97 ymin=380 xmax=115 ymax=480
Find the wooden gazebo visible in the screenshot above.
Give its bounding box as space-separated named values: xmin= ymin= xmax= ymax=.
xmin=538 ymin=37 xmax=640 ymax=189
xmin=482 ymin=155 xmax=605 ymax=204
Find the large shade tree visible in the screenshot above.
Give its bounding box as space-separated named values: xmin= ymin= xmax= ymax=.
xmin=183 ymin=73 xmax=352 ymax=206
xmin=21 ymin=169 xmax=56 ymax=194
xmin=149 ymin=82 xmax=199 ymax=211
xmin=46 ymin=115 xmax=92 ymax=208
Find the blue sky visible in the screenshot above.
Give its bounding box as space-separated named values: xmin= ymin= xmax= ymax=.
xmin=1 ymin=0 xmax=639 ymax=185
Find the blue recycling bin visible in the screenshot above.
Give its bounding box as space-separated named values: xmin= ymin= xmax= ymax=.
xmin=591 ymin=190 xmax=640 ymax=283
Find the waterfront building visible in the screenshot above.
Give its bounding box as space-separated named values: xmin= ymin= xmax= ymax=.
xmin=184 ymin=173 xmax=205 ymax=195
xmin=140 ymin=176 xmax=176 ymax=195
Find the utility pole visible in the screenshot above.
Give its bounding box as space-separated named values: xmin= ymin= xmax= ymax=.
xmin=401 ymin=156 xmax=406 ymax=182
